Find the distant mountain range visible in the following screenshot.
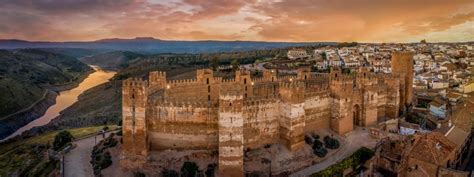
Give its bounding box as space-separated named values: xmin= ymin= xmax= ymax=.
xmin=0 ymin=37 xmax=333 ymax=54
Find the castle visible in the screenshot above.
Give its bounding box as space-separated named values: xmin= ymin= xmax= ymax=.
xmin=121 ymin=52 xmax=414 ymax=176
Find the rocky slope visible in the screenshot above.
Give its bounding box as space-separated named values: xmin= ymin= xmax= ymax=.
xmin=0 ymin=49 xmax=92 ymax=139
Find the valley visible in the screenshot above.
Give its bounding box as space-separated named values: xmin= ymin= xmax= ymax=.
xmin=0 ymin=49 xmax=92 ymax=139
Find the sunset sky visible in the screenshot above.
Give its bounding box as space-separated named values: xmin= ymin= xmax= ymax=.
xmin=0 ymin=0 xmax=473 ymax=42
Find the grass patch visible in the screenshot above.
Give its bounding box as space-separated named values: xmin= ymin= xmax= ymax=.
xmin=0 ymin=125 xmax=117 ymax=154
xmin=0 ymin=125 xmax=118 ymax=176
xmin=311 ymin=147 xmax=375 ymax=177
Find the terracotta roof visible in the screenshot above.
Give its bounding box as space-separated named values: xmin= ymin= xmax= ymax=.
xmin=430 ymin=97 xmax=446 ymax=108
xmin=408 ymin=132 xmax=456 ymax=166
xmin=446 ymin=92 xmax=462 ymax=100
xmin=445 ymin=126 xmax=469 ymax=147
xmin=442 ymin=63 xmax=457 ymax=71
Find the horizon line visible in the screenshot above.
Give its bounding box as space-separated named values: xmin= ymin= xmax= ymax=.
xmin=1 ymin=37 xmax=473 ymax=44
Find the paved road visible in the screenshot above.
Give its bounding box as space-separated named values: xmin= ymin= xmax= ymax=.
xmin=64 ymin=133 xmax=109 ymax=177
xmin=290 ymin=127 xmax=377 ymax=177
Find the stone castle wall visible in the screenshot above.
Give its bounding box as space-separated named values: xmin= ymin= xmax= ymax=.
xmin=121 ymin=52 xmax=413 ymax=176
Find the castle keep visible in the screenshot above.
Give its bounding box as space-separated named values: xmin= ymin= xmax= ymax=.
xmin=121 ymin=52 xmax=413 ymax=176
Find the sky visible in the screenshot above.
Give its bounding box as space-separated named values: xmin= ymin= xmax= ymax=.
xmin=0 ymin=0 xmax=473 ymax=42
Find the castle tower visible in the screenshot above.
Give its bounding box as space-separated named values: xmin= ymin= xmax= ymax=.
xmin=329 ymin=70 xmax=354 ymax=134
xmin=148 ymin=71 xmax=166 ymax=90
xmin=391 ymin=51 xmax=413 ymax=114
xmin=297 ymin=67 xmax=311 ymax=80
xmin=263 ymin=69 xmax=277 ymax=82
xmin=384 ymin=76 xmax=401 ymax=119
xmin=355 ymin=72 xmax=378 ymax=127
xmin=279 ymin=81 xmax=306 ymax=151
xmin=197 ymin=69 xmax=214 ymax=84
xmin=235 ymin=69 xmax=252 ymax=98
xmin=217 ymin=85 xmax=244 ymax=177
xmin=121 ymin=78 xmax=148 ymax=168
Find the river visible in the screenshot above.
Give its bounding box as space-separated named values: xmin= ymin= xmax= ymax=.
xmin=3 ymin=66 xmax=116 ymax=140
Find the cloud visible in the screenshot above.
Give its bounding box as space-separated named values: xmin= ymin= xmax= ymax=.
xmin=0 ymin=0 xmax=472 ymax=42
xmin=249 ymin=0 xmax=474 ymax=42
xmin=0 ymin=0 xmax=141 ymax=14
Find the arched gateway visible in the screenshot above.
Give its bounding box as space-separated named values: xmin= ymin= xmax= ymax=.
xmin=353 ymin=104 xmax=361 ymax=126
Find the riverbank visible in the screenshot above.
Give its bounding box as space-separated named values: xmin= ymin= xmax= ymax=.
xmin=43 ymin=68 xmax=95 ymax=92
xmin=0 ymin=69 xmax=94 ymax=140
xmin=0 ymin=91 xmax=57 ymax=140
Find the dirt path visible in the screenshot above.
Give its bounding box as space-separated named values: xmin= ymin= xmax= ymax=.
xmin=64 ymin=133 xmax=109 ymax=177
xmin=289 ymin=127 xmax=377 ymax=177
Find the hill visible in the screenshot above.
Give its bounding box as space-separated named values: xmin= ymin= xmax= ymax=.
xmin=80 ymin=51 xmax=145 ymax=69
xmin=0 ymin=37 xmax=332 ymax=54
xmin=39 ymin=48 xmax=111 ymax=58
xmin=0 ymin=49 xmax=92 ymax=118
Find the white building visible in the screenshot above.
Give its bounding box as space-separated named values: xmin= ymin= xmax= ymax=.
xmin=287 ymin=49 xmax=308 ymax=60
xmin=429 ymin=97 xmax=447 ymax=119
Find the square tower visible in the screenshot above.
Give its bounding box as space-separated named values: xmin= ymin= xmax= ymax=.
xmin=391 ymin=52 xmax=414 ymax=114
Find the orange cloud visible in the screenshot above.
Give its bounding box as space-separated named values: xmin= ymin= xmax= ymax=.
xmin=0 ymin=0 xmax=472 ymax=42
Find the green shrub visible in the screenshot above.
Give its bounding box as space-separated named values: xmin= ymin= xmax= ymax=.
xmin=313 ymin=139 xmax=323 ymax=149
xmin=312 ymin=139 xmax=327 ymax=157
xmin=311 ymin=133 xmax=320 ymax=140
xmin=312 ymin=147 xmax=374 ymax=177
xmin=181 ymin=161 xmax=199 ymax=177
xmin=313 ymin=146 xmax=328 ymax=158
xmin=90 ymin=134 xmax=117 ymax=176
xmin=323 ymin=136 xmax=340 ymax=149
xmin=305 ymin=135 xmax=314 ymax=145
xmin=205 ymin=163 xmax=217 ymax=177
xmin=162 ymin=169 xmax=179 ymax=177
xmin=53 ymin=131 xmax=74 ymax=151
xmin=134 ymin=172 xmax=146 ymax=177
xmin=91 ymin=151 xmax=112 ymax=175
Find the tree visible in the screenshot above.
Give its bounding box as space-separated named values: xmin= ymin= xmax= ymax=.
xmin=420 ymin=39 xmax=427 ymax=44
xmin=163 ymin=169 xmax=179 ymax=177
xmin=323 ymin=136 xmax=340 ymax=149
xmin=231 ymin=59 xmax=240 ymax=71
xmin=321 ymin=53 xmax=327 ymax=60
xmin=205 ymin=164 xmax=217 ymax=177
xmin=53 ymin=130 xmax=74 ymax=151
xmin=181 ymin=161 xmax=199 ymax=177
xmin=209 ymin=57 xmax=219 ymax=71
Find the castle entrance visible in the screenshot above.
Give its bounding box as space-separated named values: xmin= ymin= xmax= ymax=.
xmin=353 ymin=104 xmax=361 ymax=126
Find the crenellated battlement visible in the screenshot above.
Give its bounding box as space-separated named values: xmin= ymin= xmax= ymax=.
xmin=331 ymin=74 xmax=356 ymax=84
xmin=311 ymin=73 xmax=329 ymax=78
xmin=279 ymin=80 xmax=306 ymax=89
xmin=277 ymin=75 xmax=297 ymax=81
xmin=123 ymin=78 xmax=148 ymax=87
xmin=155 ymin=100 xmax=211 ymax=108
xmin=244 ymin=97 xmax=279 ymax=105
xmin=221 ymin=78 xmax=236 ymax=83
xmin=167 ymin=79 xmax=198 ymax=85
xmin=122 ymin=66 xmax=408 ymax=174
xmin=149 ymin=71 xmax=166 ymax=78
